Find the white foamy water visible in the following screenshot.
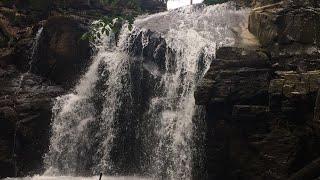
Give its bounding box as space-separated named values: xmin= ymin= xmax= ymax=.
xmin=39 ymin=2 xmax=249 ymax=180
xmin=134 ymin=3 xmax=248 ymax=179
xmin=44 ymin=25 xmax=133 ymax=175
xmin=16 ymin=27 xmax=43 ymax=92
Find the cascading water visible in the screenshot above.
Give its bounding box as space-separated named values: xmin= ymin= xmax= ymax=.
xmin=43 ymin=25 xmax=133 ymax=176
xmin=40 ymin=2 xmax=248 ymax=180
xmin=11 ymin=27 xmax=44 ymax=177
xmin=17 ymin=27 xmax=44 ymax=92
xmin=133 ymin=3 xmax=248 ymax=179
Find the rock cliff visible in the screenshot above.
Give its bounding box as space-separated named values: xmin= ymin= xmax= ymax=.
xmin=195 ymin=0 xmax=320 ymax=179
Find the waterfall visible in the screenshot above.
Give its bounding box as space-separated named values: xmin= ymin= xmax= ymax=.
xmin=44 ymin=25 xmax=133 ymax=175
xmin=134 ymin=3 xmax=248 ymax=179
xmin=43 ymin=3 xmax=248 ymax=179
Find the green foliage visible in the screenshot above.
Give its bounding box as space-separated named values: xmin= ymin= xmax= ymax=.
xmin=81 ymin=0 xmax=141 ymax=42
xmin=81 ymin=15 xmax=134 ymax=42
xmin=203 ymin=0 xmax=229 ymax=5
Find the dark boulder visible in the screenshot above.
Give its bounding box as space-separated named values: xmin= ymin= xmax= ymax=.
xmin=0 ymin=65 xmax=64 ymax=177
xmin=35 ymin=15 xmax=91 ymax=87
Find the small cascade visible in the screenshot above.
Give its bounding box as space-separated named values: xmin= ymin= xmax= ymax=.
xmin=44 ymin=3 xmax=249 ymax=179
xmin=11 ymin=27 xmax=44 ymax=176
xmin=16 ymin=27 xmax=43 ymax=93
xmin=44 ymin=25 xmax=133 ymax=176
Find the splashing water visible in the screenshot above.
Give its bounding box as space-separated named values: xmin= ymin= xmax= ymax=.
xmin=135 ymin=3 xmax=248 ymax=179
xmin=44 ymin=25 xmax=132 ymax=176
xmin=42 ymin=3 xmax=248 ymax=180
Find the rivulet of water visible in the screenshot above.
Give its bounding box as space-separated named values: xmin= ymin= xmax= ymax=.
xmin=16 ymin=27 xmax=43 ymax=92
xmin=12 ymin=27 xmax=44 ymax=176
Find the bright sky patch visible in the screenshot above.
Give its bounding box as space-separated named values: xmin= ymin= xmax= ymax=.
xmin=167 ymin=0 xmax=204 ymax=10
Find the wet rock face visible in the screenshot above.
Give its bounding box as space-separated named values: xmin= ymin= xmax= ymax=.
xmin=248 ymin=1 xmax=320 ymax=47
xmin=0 ymin=65 xmax=64 ymax=178
xmin=195 ymin=45 xmax=320 ymax=179
xmin=0 ymin=4 xmax=92 ymax=87
xmin=195 ymin=47 xmax=270 ymax=105
xmin=35 ymin=16 xmax=91 ymax=87
xmin=197 ymin=1 xmax=320 ymax=179
xmin=270 ymin=71 xmax=320 ymax=98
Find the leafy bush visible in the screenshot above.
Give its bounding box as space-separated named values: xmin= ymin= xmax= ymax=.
xmin=81 ymin=15 xmax=134 ymax=42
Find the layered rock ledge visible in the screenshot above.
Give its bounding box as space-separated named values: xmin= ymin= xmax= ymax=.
xmin=195 ymin=1 xmax=320 ymax=179
xmin=195 ymin=46 xmax=320 ymax=179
